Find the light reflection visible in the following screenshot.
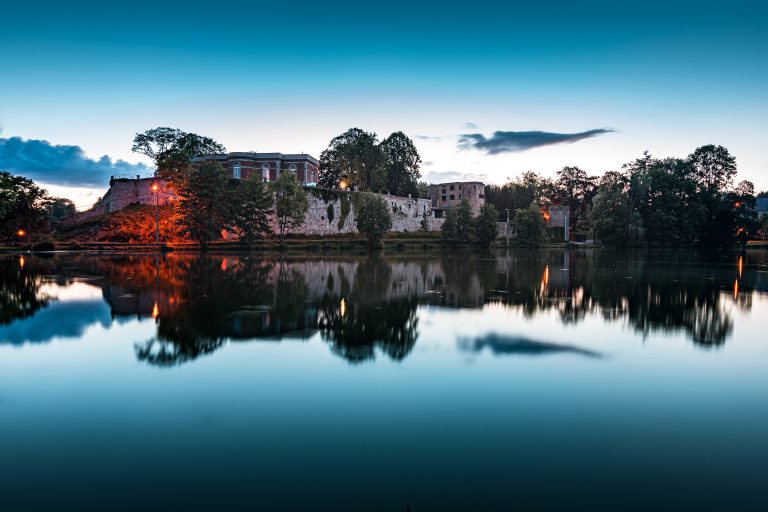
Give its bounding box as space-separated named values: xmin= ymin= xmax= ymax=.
xmin=152 ymin=301 xmax=160 ymax=320
xmin=340 ymin=298 xmax=346 ymax=317
xmin=221 ymin=258 xmax=227 ymax=271
xmin=733 ymin=279 xmax=739 ymax=301
xmin=738 ymin=256 xmax=743 ymax=277
xmin=19 ymin=256 xmax=24 ymax=269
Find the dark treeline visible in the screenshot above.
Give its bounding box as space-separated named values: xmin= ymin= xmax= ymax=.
xmin=485 ymin=145 xmax=767 ymax=246
xmin=0 ymin=172 xmax=76 ymax=243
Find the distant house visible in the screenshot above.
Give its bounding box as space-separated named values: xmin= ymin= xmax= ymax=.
xmin=756 ymin=197 xmax=768 ymax=218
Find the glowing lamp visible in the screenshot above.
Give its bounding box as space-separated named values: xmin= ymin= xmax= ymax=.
xmin=17 ymin=229 xmax=26 ymax=237
xmin=152 ymin=184 xmax=159 ymax=192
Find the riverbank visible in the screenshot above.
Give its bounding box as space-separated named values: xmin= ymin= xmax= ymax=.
xmin=0 ymin=232 xmax=585 ymax=254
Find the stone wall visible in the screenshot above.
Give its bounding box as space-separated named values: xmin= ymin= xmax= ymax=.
xmin=62 ymin=177 xmax=439 ymax=235
xmin=295 ymin=190 xmax=436 ymax=235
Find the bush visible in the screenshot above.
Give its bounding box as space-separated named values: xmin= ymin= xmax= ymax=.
xmin=441 ymin=199 xmax=474 ymax=245
xmin=354 ymin=194 xmax=392 ymax=249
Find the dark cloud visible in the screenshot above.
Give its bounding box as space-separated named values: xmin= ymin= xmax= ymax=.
xmin=458 ymin=128 xmax=614 ymax=154
xmin=460 ymin=333 xmax=602 ymax=358
xmin=0 ymin=136 xmax=152 ymax=187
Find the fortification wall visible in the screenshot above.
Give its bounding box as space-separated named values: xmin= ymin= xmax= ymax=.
xmin=62 ymin=178 xmax=439 ymax=235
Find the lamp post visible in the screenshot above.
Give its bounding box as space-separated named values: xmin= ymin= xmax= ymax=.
xmin=152 ymin=183 xmax=159 ymax=244
xmin=504 ymin=208 xmax=510 ymax=247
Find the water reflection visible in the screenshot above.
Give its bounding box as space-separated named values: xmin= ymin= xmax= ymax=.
xmin=461 ymin=333 xmax=602 ymax=358
xmin=2 ymin=250 xmax=766 ymax=363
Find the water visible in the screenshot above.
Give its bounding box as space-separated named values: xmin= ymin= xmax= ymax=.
xmin=1 ymin=250 xmax=767 ymax=511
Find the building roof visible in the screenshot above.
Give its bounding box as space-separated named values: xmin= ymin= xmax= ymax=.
xmin=193 ymin=152 xmax=319 ymax=165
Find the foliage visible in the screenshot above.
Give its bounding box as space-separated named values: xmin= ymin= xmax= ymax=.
xmin=270 ymin=172 xmax=308 ymax=244
xmin=230 ymin=175 xmax=273 ymax=242
xmin=441 ymin=199 xmax=475 ymax=245
xmin=511 ymin=202 xmax=545 ymax=244
xmin=175 ymin=161 xmax=230 ymax=248
xmin=554 ymin=166 xmax=598 ymax=231
xmin=354 ymin=194 xmax=393 ymax=248
xmin=380 ymin=131 xmax=421 ymax=197
xmin=131 ymin=127 xmax=226 ymax=184
xmin=475 ymin=203 xmax=500 ymax=247
xmin=318 ymin=128 xmax=386 ymax=191
xmin=590 ymin=175 xmax=643 ymax=246
xmin=0 ymin=171 xmax=49 ymax=241
xmin=43 ymin=197 xmax=77 ymax=227
xmin=484 ymin=171 xmax=553 ymax=221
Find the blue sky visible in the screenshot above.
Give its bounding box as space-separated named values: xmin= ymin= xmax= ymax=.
xmin=1 ymin=0 xmax=766 ymax=206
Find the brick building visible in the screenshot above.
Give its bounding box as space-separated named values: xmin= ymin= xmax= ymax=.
xmin=194 ymin=152 xmax=319 ymax=185
xmin=427 ymin=181 xmax=485 ymax=215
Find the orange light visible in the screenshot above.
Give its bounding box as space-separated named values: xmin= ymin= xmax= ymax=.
xmin=734 ymin=201 xmax=741 ymax=208
xmin=543 ymin=265 xmax=549 ymax=287
xmin=17 ymin=229 xmax=25 ymax=237
xmin=152 ymin=183 xmax=159 ymax=192
xmin=19 ymin=256 xmax=25 ymax=269
xmin=338 ymin=180 xmax=348 ymax=190
xmin=733 ymin=279 xmax=739 ymax=301
xmin=152 ymin=301 xmax=160 ymax=319
xmin=220 ymin=258 xmax=227 ymax=271
xmin=738 ymin=256 xmax=743 ymax=277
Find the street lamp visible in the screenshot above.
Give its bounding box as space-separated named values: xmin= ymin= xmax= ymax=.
xmin=504 ymin=209 xmax=509 ymax=247
xmin=152 ymin=183 xmax=159 ymax=244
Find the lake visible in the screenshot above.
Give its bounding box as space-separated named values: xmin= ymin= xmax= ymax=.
xmin=1 ymin=250 xmax=767 ymax=511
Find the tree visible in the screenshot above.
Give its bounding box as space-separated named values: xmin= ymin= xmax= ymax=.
xmin=230 ymin=175 xmax=273 ymax=242
xmin=43 ymin=197 xmax=76 ymax=226
xmin=511 ymin=201 xmax=545 ymax=244
xmin=354 ymin=194 xmax=392 ymax=249
xmin=380 ymin=131 xmax=421 ymax=197
xmin=475 ymin=203 xmax=499 ymax=247
xmin=590 ymin=175 xmax=645 ymax=246
xmin=318 ymin=128 xmax=386 ymax=191
xmin=176 ymin=161 xmax=230 ymax=249
xmin=0 ymin=171 xmax=49 ymax=241
xmin=554 ymin=166 xmax=597 ymax=232
xmin=484 ymin=172 xmax=553 ymax=220
xmin=687 ymin=144 xmax=737 ymax=193
xmin=270 ymin=172 xmax=308 ymax=245
xmin=131 ymin=127 xmax=226 ymax=182
xmin=441 ymin=199 xmax=474 ymax=245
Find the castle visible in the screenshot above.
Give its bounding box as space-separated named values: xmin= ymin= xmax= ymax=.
xmin=63 ymin=151 xmax=486 ymax=237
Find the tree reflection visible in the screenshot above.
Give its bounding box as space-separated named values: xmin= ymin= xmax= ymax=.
xmin=0 ymin=255 xmax=51 ymax=325
xmin=317 ymin=257 xmax=419 ymax=363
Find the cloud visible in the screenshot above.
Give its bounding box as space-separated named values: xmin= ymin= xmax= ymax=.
xmin=460 ymin=333 xmax=602 ymax=358
xmin=423 ymin=170 xmax=490 ymax=184
xmin=414 ymin=135 xmax=443 ymax=142
xmin=0 ymin=136 xmax=152 ymax=187
xmin=458 ymin=128 xmax=614 ymax=154
xmin=464 ymin=122 xmax=478 ymax=129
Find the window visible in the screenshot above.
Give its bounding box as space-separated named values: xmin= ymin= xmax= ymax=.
xmin=479 ymin=194 xmax=484 ymax=198
xmin=289 ymin=164 xmax=297 ymax=174
xmin=449 ymin=185 xmax=455 ymax=191
xmin=233 ymin=162 xmax=241 ymax=179
xmin=442 ymin=195 xmax=447 ymax=201
xmin=449 ymin=194 xmax=455 ymax=200
xmin=262 ymin=163 xmax=270 ymax=182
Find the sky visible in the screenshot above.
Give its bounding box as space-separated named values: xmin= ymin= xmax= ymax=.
xmin=1 ymin=0 xmax=767 ymax=208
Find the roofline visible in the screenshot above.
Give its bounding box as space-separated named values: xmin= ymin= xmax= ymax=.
xmin=193 ymin=152 xmax=319 ymax=165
